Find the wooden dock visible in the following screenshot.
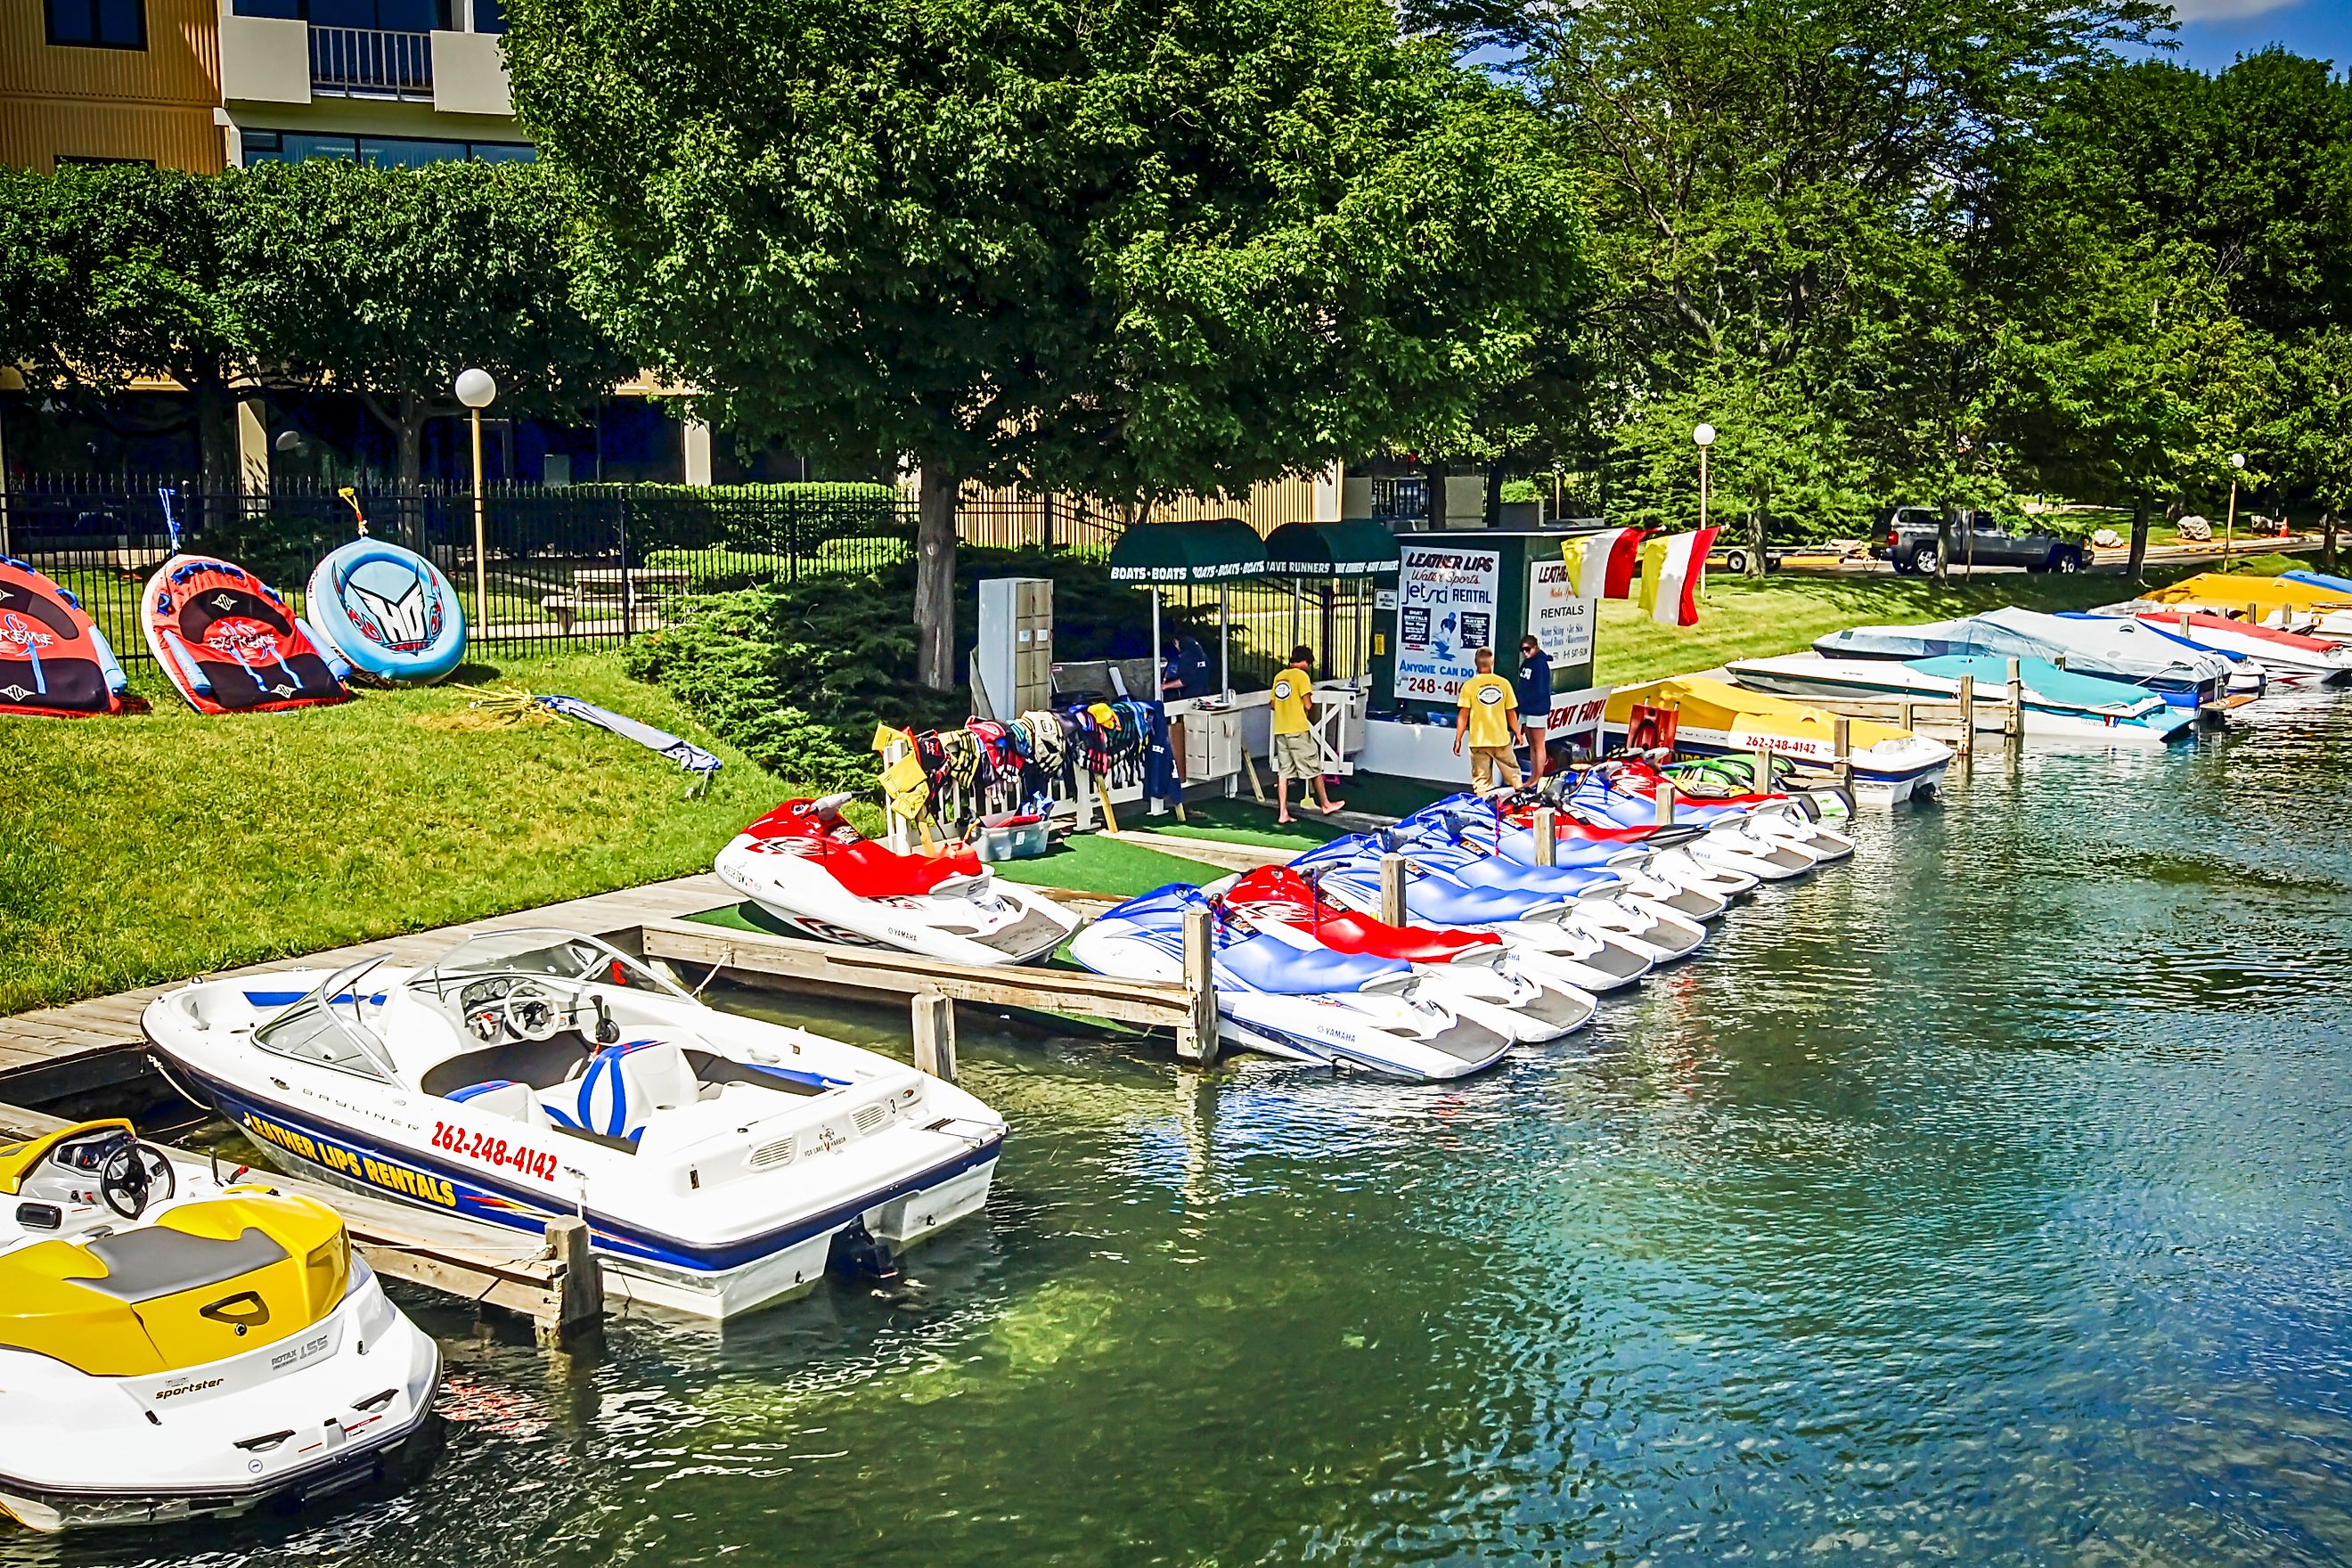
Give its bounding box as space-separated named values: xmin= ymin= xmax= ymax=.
xmin=0 ymin=872 xmax=738 ymax=1103
xmin=0 ymin=841 xmax=1254 ymax=1335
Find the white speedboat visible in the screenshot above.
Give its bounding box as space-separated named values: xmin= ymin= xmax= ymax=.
xmin=0 ymin=1120 xmax=438 ymax=1532
xmin=1727 ymin=652 xmax=2197 ymax=747
xmin=715 ymin=796 xmax=1079 ymax=965
xmin=143 ymin=930 xmax=1005 ymax=1319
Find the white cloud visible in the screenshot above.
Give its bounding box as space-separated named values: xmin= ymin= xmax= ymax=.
xmin=2168 ymin=0 xmax=2300 ymax=20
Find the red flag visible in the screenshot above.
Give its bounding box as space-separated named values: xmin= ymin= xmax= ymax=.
xmin=1652 ymin=527 xmax=1719 ymax=626
xmin=1602 ymin=527 xmax=1647 ymax=599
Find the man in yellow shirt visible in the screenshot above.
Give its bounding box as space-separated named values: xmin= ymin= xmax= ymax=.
xmin=1269 ymin=645 xmax=1343 ymax=824
xmin=1453 ymin=648 xmax=1522 ymax=793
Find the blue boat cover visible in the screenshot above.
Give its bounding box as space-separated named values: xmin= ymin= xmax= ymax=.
xmin=1905 ymin=655 xmax=2166 ymax=715
xmin=2284 ymin=568 xmax=2352 ymax=595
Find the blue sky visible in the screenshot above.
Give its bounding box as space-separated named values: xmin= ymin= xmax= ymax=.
xmin=2161 ymin=0 xmax=2352 ymax=73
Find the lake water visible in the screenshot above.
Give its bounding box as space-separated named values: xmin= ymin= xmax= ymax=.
xmin=18 ymin=694 xmax=2352 ymax=1566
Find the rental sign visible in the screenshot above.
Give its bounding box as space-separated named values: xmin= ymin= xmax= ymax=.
xmin=1394 ymin=546 xmax=1500 ymax=702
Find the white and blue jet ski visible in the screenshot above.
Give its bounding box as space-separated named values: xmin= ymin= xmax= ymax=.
xmin=1068 ymin=886 xmax=1519 ymax=1078
xmin=1282 ymin=837 xmax=1662 ymax=992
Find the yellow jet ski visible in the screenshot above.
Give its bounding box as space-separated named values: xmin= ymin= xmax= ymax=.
xmin=0 ymin=1120 xmax=440 ymax=1532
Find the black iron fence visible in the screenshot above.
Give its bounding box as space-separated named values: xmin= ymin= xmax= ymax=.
xmin=0 ymin=476 xmax=917 ymax=666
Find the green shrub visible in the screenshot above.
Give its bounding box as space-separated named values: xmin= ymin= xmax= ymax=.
xmin=624 ymin=569 xmax=963 ymax=787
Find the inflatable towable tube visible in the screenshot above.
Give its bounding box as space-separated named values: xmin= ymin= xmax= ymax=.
xmin=0 ymin=556 xmax=128 ymax=717
xmin=143 ymin=486 xmax=351 ymax=715
xmin=305 ymin=488 xmax=466 ymax=683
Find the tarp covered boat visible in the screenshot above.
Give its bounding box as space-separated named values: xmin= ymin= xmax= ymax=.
xmin=1815 ymin=606 xmax=2233 ymax=708
xmin=0 ymin=557 xmax=128 ymax=717
xmin=1727 ymin=652 xmax=2195 ymax=747
xmin=2144 ymin=572 xmax=2352 ymax=634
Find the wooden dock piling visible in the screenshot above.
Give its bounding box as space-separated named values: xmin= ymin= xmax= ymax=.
xmin=1531 ymin=807 xmax=1556 ymax=866
xmin=1379 ymin=853 xmax=1407 ymax=927
xmin=911 ymin=992 xmax=958 ymax=1082
xmin=2005 ymin=658 xmax=2024 ymax=740
xmin=1955 ymin=675 xmax=1976 ymax=755
xmin=1177 ymin=905 xmax=1219 ymax=1070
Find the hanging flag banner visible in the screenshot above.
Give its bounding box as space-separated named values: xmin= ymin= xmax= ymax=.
xmin=1562 ymin=527 xmax=1647 ymax=601
xmin=1395 ymin=544 xmax=1500 ymax=702
xmin=1525 ymin=553 xmax=1595 ymax=671
xmin=1649 ymin=527 xmax=1719 ymax=626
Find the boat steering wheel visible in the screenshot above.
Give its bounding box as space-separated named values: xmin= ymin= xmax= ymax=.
xmin=98 ymin=1138 xmax=176 ymax=1221
xmin=503 ymin=979 xmax=564 ymax=1041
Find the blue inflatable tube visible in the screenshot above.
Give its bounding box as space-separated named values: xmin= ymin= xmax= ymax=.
xmin=306 ymin=538 xmax=466 ymax=683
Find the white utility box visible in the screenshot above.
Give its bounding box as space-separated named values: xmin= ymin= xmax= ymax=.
xmin=974 ymin=577 xmax=1054 ymax=720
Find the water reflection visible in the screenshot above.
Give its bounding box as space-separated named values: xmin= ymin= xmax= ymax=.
xmin=13 ymin=701 xmax=2352 ymax=1565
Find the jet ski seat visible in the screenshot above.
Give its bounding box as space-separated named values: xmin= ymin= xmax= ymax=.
xmin=812 ymin=840 xmax=984 ymax=899
xmin=1218 ymin=934 xmax=1409 ymax=995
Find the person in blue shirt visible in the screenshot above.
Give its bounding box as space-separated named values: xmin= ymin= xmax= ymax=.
xmin=1514 ymin=633 xmax=1553 ymax=783
xmin=1163 ymin=632 xmax=1214 ymax=699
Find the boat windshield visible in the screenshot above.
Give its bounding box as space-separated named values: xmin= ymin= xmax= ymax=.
xmin=253 ymin=956 xmax=398 ymax=1081
xmin=410 ymin=929 xmax=691 ymax=1000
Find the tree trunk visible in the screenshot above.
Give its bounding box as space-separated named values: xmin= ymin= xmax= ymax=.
xmin=1745 ymin=482 xmax=1768 ymax=578
xmin=2326 ymin=510 xmax=2339 ymax=572
xmin=915 ymin=461 xmax=959 ymax=690
xmin=1935 ymin=500 xmax=1956 ymax=585
xmin=192 ymin=376 xmax=236 ymax=494
xmin=396 ymin=390 xmax=424 ymax=490
xmin=1482 ymin=465 xmax=1503 ymax=528
xmin=2127 ymin=491 xmax=2151 ymax=585
xmin=1423 ymin=461 xmax=1447 ymax=530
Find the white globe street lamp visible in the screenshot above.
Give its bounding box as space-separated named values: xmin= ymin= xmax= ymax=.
xmin=1692 ymin=423 xmax=1717 ymax=531
xmin=457 ymin=369 xmax=498 ymax=633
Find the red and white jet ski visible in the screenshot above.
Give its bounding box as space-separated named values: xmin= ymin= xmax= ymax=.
xmin=1213 ymin=867 xmax=1597 ymax=1043
xmin=715 ymin=795 xmax=1081 ymax=966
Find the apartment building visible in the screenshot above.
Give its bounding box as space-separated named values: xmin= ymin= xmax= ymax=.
xmin=3 ymin=0 xmax=225 ymax=169
xmin=4 ymin=0 xmax=523 ymax=172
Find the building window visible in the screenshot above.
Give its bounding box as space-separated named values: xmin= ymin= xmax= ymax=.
xmin=46 ymin=0 xmax=146 ymax=48
xmin=231 ymin=0 xmax=305 ymax=15
xmin=471 ymin=0 xmax=503 ymax=31
xmin=241 ymin=128 xmax=535 ymax=166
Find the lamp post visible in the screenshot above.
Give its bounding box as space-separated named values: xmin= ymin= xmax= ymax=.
xmin=2225 ymin=451 xmax=2245 ymax=568
xmin=456 ymin=368 xmax=497 ymax=632
xmin=1693 ymin=423 xmax=1716 ymax=532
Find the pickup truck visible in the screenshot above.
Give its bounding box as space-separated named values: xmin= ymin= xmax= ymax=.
xmin=1875 ymin=507 xmax=2086 ymax=575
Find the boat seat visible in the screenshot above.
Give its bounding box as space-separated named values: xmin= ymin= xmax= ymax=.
xmin=1218 ymin=933 xmax=1409 ymax=995
xmin=444 ymin=1079 xmax=543 ymax=1125
xmin=544 ymin=1041 xmax=699 ymax=1144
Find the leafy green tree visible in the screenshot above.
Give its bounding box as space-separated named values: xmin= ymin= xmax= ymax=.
xmin=502 ymin=0 xmax=1583 ymax=685
xmin=0 ymin=165 xmax=256 ymax=486
xmin=1515 ymin=0 xmax=2164 ymax=552
xmin=235 ymin=159 xmax=632 ymax=489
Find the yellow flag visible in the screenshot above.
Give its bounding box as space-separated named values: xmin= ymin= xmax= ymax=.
xmin=1637 ymin=537 xmax=1670 ymax=614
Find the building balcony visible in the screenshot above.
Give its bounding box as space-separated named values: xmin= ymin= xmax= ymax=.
xmin=218 ymin=9 xmax=511 ymax=117
xmin=309 ymin=22 xmax=432 ymax=99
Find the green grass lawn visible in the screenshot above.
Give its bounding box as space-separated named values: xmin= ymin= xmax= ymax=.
xmin=0 ymin=651 xmax=804 ymax=1015
xmin=1595 ymin=565 xmax=2177 ymax=685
